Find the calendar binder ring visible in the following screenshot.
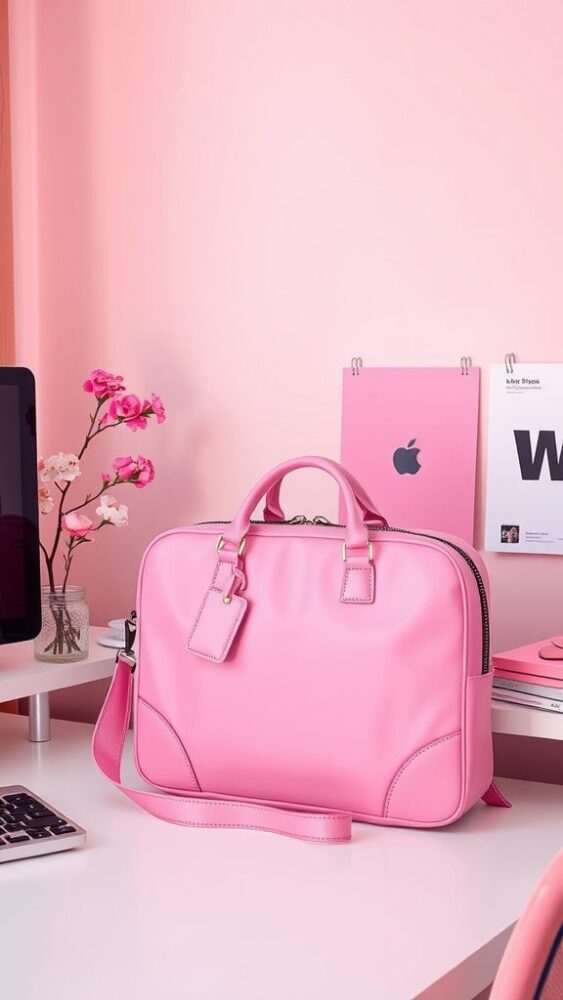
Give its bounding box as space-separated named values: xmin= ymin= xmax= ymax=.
xmin=505 ymin=352 xmax=516 ymax=374
xmin=460 ymin=356 xmax=471 ymax=376
xmin=351 ymin=357 xmax=363 ymax=376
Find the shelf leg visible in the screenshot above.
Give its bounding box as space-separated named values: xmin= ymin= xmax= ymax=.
xmin=28 ymin=693 xmax=51 ymax=742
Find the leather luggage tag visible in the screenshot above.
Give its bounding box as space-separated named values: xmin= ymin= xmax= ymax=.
xmin=186 ymin=587 xmax=248 ymax=663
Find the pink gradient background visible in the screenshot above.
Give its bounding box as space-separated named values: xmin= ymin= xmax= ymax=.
xmin=7 ymin=1 xmax=563 ymax=722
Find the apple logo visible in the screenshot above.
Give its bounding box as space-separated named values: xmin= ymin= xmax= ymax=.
xmin=393 ymin=439 xmax=421 ymax=475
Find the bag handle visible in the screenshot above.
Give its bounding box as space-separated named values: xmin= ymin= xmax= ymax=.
xmin=221 ymin=456 xmax=376 ymax=554
xmin=262 ymin=461 xmax=387 ymax=527
xmin=92 ymin=655 xmax=353 ymax=844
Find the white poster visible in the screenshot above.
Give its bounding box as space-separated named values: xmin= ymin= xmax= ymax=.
xmin=485 ymin=363 xmax=563 ymax=554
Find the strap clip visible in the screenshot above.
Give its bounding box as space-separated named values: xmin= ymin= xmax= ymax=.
xmin=117 ymin=611 xmax=137 ymax=673
xmin=216 ymin=534 xmax=247 ymax=557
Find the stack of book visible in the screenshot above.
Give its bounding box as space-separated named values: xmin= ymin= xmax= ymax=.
xmin=493 ymin=640 xmax=563 ymax=714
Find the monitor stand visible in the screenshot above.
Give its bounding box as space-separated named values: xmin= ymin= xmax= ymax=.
xmin=28 ymin=693 xmax=50 ymax=742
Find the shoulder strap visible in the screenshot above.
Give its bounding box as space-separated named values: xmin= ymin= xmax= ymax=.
xmin=92 ymin=656 xmax=353 ymax=843
xmin=93 ymin=657 xmax=510 ymax=843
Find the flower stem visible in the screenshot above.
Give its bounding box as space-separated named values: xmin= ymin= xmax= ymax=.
xmin=62 ymin=535 xmax=92 ymax=593
xmin=39 ymin=541 xmax=56 ymax=592
xmin=62 ymin=537 xmax=77 ymax=594
xmin=47 ymin=398 xmax=104 ymax=568
xmin=63 ymin=476 xmax=120 ymax=516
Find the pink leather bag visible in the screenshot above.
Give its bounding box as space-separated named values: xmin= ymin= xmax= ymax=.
xmin=93 ymin=456 xmax=509 ymax=843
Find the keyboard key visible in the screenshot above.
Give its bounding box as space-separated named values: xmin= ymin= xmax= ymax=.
xmin=4 ymin=823 xmax=24 ymax=833
xmin=4 ymin=794 xmax=33 ymax=804
xmin=27 ymin=829 xmax=52 ymax=840
xmin=24 ymin=816 xmax=61 ymax=829
xmin=53 ymin=826 xmax=76 ymax=835
xmin=4 ymin=834 xmax=30 ymax=843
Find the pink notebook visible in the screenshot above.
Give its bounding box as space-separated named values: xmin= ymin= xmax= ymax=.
xmin=340 ymin=366 xmax=480 ymax=543
xmin=493 ymin=641 xmax=563 ymax=686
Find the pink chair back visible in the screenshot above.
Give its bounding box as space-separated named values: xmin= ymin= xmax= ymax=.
xmin=491 ymin=850 xmax=563 ymax=1000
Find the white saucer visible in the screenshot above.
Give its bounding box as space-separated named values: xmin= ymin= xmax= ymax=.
xmin=96 ymin=634 xmax=124 ymax=649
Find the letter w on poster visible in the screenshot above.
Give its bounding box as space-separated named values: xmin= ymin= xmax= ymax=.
xmin=485 ymin=364 xmax=563 ymax=553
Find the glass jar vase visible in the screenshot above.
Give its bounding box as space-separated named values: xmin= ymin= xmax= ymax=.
xmin=34 ymin=586 xmax=89 ymax=662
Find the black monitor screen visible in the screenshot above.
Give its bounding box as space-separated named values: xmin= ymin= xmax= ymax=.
xmin=0 ymin=368 xmax=41 ymax=643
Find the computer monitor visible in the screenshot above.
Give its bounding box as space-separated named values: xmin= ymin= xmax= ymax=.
xmin=0 ymin=367 xmax=41 ymax=643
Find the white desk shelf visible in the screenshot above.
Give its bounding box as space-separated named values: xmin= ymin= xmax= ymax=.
xmin=493 ymin=698 xmax=563 ymax=741
xmin=0 ymin=626 xmax=115 ymax=742
xmin=0 ymin=712 xmax=562 ymax=999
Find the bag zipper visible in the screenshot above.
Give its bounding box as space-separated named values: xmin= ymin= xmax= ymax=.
xmin=375 ymin=525 xmax=490 ymax=675
xmin=197 ymin=518 xmax=490 ymax=674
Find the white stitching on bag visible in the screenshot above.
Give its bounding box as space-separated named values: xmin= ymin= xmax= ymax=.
xmin=138 ymin=696 xmax=201 ymax=791
xmin=384 ymin=731 xmax=461 ymax=817
xmin=340 ymin=565 xmax=374 ymax=603
xmin=186 ymin=587 xmax=246 ymax=662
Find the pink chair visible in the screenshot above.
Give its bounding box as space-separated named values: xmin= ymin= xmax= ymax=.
xmin=491 ymin=850 xmax=563 ymax=1000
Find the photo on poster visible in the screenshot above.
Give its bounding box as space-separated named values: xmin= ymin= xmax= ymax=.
xmin=485 ymin=363 xmax=563 ymax=554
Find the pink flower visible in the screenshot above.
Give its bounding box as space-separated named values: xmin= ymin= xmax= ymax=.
xmin=99 ymin=390 xmax=166 ymax=431
xmin=38 ymin=486 xmax=54 ymax=515
xmin=62 ymin=512 xmax=94 ymax=538
xmin=113 ymin=455 xmax=155 ymax=488
xmin=105 ymin=394 xmax=148 ymax=431
xmin=112 ymin=456 xmax=136 ymax=481
xmin=83 ymin=369 xmax=126 ymax=400
xmin=101 ymin=472 xmax=111 ymax=484
xmin=40 ymin=453 xmax=81 ymax=483
xmin=96 ymin=495 xmax=129 ymax=527
xmin=147 ymin=393 xmax=166 ymax=424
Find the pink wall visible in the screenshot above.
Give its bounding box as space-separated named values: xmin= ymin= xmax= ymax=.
xmin=8 ymin=1 xmax=563 ymax=689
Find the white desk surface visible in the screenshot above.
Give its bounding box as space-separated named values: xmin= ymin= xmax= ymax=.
xmin=0 ymin=626 xmax=115 ymax=701
xmin=1 ymin=714 xmax=563 ymax=1000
